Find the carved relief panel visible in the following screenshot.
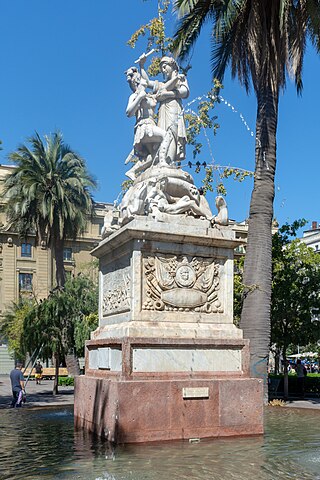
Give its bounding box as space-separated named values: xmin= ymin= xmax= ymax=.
xmin=101 ymin=259 xmax=131 ymax=316
xmin=142 ymin=254 xmax=224 ymax=313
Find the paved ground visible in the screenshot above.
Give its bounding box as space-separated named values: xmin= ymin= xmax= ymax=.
xmin=269 ymin=392 xmax=320 ymax=409
xmin=0 ymin=374 xmax=74 ymax=409
xmin=282 ymin=397 xmax=320 ymax=409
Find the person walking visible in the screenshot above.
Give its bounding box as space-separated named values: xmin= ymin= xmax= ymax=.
xmin=9 ymin=362 xmax=25 ymax=407
xmin=295 ymin=359 xmax=306 ymax=399
xmin=35 ymin=361 xmax=43 ymax=385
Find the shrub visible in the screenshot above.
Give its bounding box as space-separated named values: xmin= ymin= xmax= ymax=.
xmin=58 ymin=376 xmax=74 ymax=386
xmin=269 ymin=373 xmax=320 ymax=396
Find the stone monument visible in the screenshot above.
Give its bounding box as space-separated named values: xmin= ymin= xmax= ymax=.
xmin=74 ymin=53 xmax=263 ymax=443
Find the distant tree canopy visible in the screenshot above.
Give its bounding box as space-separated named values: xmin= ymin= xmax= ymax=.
xmin=0 ymin=300 xmax=34 ymax=361
xmin=235 ymin=220 xmax=320 ymax=363
xmin=0 ymin=274 xmax=98 ymax=362
xmin=22 ymin=274 xmax=98 ymax=360
xmin=271 ymin=221 xmax=320 ymax=360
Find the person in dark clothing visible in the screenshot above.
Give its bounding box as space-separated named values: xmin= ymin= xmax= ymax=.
xmin=295 ymin=359 xmax=307 ymax=398
xmin=35 ymin=361 xmax=43 ymax=384
xmin=9 ymin=362 xmax=25 ymax=407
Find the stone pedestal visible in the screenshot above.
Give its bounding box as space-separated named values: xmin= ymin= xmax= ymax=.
xmin=74 ymin=218 xmax=263 ymax=443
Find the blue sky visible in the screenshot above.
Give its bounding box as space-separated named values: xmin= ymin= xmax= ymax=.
xmin=1 ymin=1 xmax=320 ymax=230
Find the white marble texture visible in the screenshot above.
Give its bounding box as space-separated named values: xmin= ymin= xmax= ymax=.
xmin=92 ymin=321 xmax=243 ymax=340
xmin=90 ymin=215 xmax=246 ymax=389
xmin=88 ymin=347 xmax=122 ymax=371
xmin=132 ymin=347 xmax=242 ymax=373
xmin=94 ymin=218 xmax=240 ymax=328
xmin=119 ymin=53 xmax=228 ymax=229
xmin=89 ymin=348 xmax=99 ymax=370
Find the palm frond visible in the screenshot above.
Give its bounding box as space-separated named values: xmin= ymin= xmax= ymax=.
xmin=4 ymin=132 xmax=96 ymax=286
xmin=173 ymin=0 xmax=219 ymax=60
xmin=307 ymin=0 xmax=320 ymax=52
xmin=173 ymin=0 xmax=316 ymax=96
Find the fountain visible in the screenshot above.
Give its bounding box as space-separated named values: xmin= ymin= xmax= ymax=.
xmin=1 ymin=405 xmax=320 ymax=479
xmin=74 ymin=53 xmax=263 ymax=443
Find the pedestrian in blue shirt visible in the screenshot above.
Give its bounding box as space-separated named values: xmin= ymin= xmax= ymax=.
xmin=9 ymin=362 xmax=25 ymax=407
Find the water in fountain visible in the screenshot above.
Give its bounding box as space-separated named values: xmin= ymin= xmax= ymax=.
xmin=1 ymin=406 xmax=320 ymax=479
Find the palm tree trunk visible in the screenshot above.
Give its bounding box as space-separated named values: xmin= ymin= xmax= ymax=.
xmin=52 ymin=353 xmax=59 ymax=395
xmin=54 ymin=237 xmax=66 ymax=287
xmin=61 ymin=323 xmax=81 ymax=377
xmin=240 ymin=84 xmax=279 ymax=404
xmin=65 ymin=352 xmax=81 ymax=376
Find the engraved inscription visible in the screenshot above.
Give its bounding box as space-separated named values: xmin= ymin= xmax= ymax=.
xmin=182 ymin=387 xmax=209 ymax=399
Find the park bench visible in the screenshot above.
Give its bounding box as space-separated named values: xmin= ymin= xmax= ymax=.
xmin=23 ymin=367 xmax=69 ymax=379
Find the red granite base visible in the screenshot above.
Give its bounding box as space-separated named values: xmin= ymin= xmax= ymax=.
xmin=74 ymin=375 xmax=263 ymax=443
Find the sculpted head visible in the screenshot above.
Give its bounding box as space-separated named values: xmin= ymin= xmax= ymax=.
xmin=158 ymin=176 xmax=168 ymax=190
xmin=175 ymin=264 xmax=196 ymax=288
xmin=179 ymin=266 xmax=190 ymax=281
xmin=215 ymin=196 xmax=226 ymax=209
xmin=125 ymin=67 xmax=141 ymax=92
xmin=160 ymin=56 xmax=179 ymax=79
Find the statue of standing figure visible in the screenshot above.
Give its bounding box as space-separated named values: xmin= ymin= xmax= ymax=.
xmin=103 ymin=52 xmax=229 ymax=235
xmin=125 ymin=53 xmax=190 ymax=180
xmin=125 ymin=66 xmax=166 ymax=179
xmin=138 ymin=54 xmax=190 ymax=166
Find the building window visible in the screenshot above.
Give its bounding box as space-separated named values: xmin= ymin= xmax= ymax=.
xmin=19 ymin=273 xmax=33 ymax=291
xmin=63 ymin=247 xmax=72 ymax=261
xmin=315 ymin=245 xmax=319 ymax=251
xmin=21 ymin=243 xmax=32 ymax=257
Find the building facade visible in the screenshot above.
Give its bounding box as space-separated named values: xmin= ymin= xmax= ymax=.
xmin=299 ymin=221 xmax=320 ymax=252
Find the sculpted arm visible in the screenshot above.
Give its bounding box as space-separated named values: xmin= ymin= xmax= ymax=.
xmin=155 ymin=75 xmax=190 ymax=101
xmin=126 ymin=91 xmax=146 ymax=117
xmin=177 ymin=85 xmax=189 ymax=99
xmin=175 ymin=76 xmax=189 ymax=99
xmin=161 ymin=70 xmax=180 ymax=91
xmin=138 ymin=54 xmax=156 ymax=89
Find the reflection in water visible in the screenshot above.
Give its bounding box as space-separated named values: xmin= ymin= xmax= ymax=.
xmin=1 ymin=407 xmax=320 ymax=479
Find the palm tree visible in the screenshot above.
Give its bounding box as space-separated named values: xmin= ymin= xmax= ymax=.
xmin=3 ymin=131 xmax=97 ymax=288
xmin=173 ymin=0 xmax=320 ymax=397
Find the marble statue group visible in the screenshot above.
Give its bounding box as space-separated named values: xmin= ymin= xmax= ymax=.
xmin=102 ymin=52 xmax=228 ymax=238
xmin=75 ymin=52 xmax=264 ymax=445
